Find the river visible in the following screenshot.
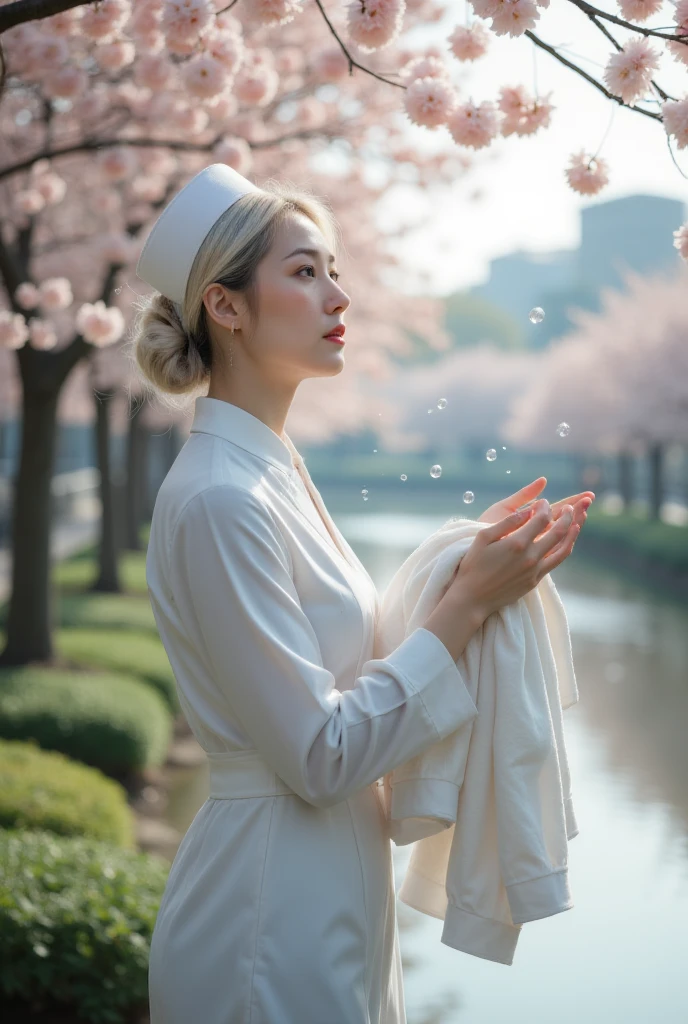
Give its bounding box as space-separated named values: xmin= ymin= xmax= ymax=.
xmin=161 ymin=499 xmax=688 ymax=1024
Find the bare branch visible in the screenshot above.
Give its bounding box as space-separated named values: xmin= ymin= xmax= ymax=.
xmin=0 ymin=126 xmax=340 ymax=183
xmin=0 ymin=0 xmax=88 ymax=34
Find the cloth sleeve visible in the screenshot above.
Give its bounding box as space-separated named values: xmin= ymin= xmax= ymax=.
xmin=170 ymin=485 xmax=478 ymax=809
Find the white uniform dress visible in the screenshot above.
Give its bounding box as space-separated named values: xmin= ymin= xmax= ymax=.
xmin=145 ymin=396 xmax=479 ymax=1024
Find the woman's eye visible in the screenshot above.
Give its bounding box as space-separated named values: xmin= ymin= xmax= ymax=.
xmin=299 ymin=265 xmax=340 ymax=282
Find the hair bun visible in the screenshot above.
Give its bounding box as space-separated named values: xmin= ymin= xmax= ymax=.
xmin=130 ymin=292 xmax=208 ymax=398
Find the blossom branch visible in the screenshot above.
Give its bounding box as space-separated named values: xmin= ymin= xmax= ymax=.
xmin=525 ymin=30 xmax=662 ymax=122
xmin=0 ymin=127 xmax=341 ymax=184
xmin=313 ymin=0 xmax=406 ymax=89
xmin=565 ymin=0 xmax=688 ymax=44
xmin=585 ymin=9 xmax=674 ymax=102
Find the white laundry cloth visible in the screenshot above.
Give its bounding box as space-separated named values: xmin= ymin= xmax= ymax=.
xmin=375 ymin=516 xmax=580 ymax=966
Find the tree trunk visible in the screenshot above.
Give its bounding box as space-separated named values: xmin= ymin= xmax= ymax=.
xmin=126 ymin=396 xmax=147 ymax=550
xmin=92 ymin=387 xmax=121 ymax=593
xmin=648 ymin=442 xmax=664 ymax=522
xmin=618 ymin=450 xmax=634 ymax=509
xmin=0 ymin=389 xmax=58 ymax=665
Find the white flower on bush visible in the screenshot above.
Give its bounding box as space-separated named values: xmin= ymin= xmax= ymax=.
xmin=28 ymin=318 xmax=58 ymax=350
xmin=39 ymin=277 xmax=73 ymax=311
xmin=0 ymin=311 xmax=30 ymax=349
xmin=75 ymin=301 xmax=125 ymax=347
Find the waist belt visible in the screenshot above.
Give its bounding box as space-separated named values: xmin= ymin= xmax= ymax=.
xmin=206 ymin=750 xmax=383 ymax=803
xmin=207 ymin=750 xmax=295 ymax=799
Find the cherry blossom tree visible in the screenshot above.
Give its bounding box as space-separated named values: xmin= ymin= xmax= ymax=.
xmin=0 ymin=0 xmax=474 ymax=665
xmin=503 ymin=264 xmax=688 ymax=517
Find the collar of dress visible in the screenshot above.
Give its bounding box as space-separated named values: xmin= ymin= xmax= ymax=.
xmin=189 ymin=396 xmax=302 ymax=474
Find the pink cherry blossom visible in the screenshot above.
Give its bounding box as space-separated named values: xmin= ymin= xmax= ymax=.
xmin=663 ymin=96 xmax=688 ymax=148
xmin=43 ymin=8 xmax=83 ymax=36
xmin=162 ymin=0 xmax=215 ymax=42
xmin=447 ymin=100 xmax=501 ymax=148
xmin=498 ymin=84 xmax=553 ymax=135
xmin=97 ymin=40 xmax=136 ymax=73
xmin=346 ymin=0 xmax=406 ymax=53
xmin=490 ymin=0 xmax=540 ymax=37
xmin=39 ymin=278 xmax=73 ymax=311
xmin=15 ymin=283 xmax=40 ymax=310
xmin=0 ymin=312 xmax=29 ymax=350
xmin=401 ymin=54 xmax=452 ymax=82
xmin=470 ymin=0 xmax=502 ymax=17
xmin=28 ymin=318 xmax=58 ymax=351
xmin=16 ymin=190 xmax=46 ymax=215
xmin=134 ymin=54 xmax=177 ymax=91
xmin=34 ymin=173 xmax=67 ymax=205
xmin=403 ymin=75 xmax=458 ymax=128
xmin=448 ymin=22 xmax=490 ymax=61
xmin=204 ymin=31 xmax=245 ymax=74
xmin=253 ymin=0 xmax=305 ymax=27
xmin=234 ymin=59 xmax=279 ymax=106
xmin=97 ymin=147 xmax=139 ymax=182
xmin=42 ymin=66 xmax=88 ymax=100
xmin=75 ymin=301 xmax=125 ymax=347
xmin=603 ymin=37 xmax=660 ymax=104
xmin=616 ymin=0 xmax=663 ymax=21
xmin=565 ymin=151 xmax=610 ymax=195
xmin=214 ymin=136 xmax=254 ymax=174
xmin=312 ymin=47 xmax=349 ymax=83
xmin=79 ymin=0 xmax=132 ymax=42
xmin=673 ymin=223 xmax=688 ymax=260
xmin=182 ymin=53 xmax=230 ymax=99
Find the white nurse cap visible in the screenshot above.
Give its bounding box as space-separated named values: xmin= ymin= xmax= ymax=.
xmin=136 ymin=163 xmax=263 ymax=305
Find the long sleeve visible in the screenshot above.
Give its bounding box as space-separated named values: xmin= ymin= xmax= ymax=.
xmin=169 ymin=484 xmax=478 ymax=809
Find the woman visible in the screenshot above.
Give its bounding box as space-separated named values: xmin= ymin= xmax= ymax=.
xmin=131 ymin=164 xmax=591 ymax=1024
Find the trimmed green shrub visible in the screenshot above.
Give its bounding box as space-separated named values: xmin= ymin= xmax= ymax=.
xmin=0 ymin=827 xmax=168 ymax=1024
xmin=57 ymin=628 xmax=179 ymax=714
xmin=52 ymin=549 xmax=148 ymax=596
xmin=0 ymin=667 xmax=171 ymax=773
xmin=0 ymin=739 xmax=134 ymax=847
xmin=582 ymin=506 xmax=688 ymax=571
xmin=56 ymin=592 xmax=158 ymax=633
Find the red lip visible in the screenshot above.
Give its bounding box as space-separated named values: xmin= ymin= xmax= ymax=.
xmin=324 ymin=325 xmax=345 ymax=339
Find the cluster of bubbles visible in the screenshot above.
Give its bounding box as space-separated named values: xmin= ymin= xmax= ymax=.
xmin=362 ymin=394 xmax=570 ymax=503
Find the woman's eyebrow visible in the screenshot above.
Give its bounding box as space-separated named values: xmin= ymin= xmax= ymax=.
xmin=283 ymin=247 xmax=336 ymax=263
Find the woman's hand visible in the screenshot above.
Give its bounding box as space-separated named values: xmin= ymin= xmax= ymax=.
xmin=477 ymin=475 xmax=594 ymax=532
xmin=453 ymin=497 xmax=579 ymax=622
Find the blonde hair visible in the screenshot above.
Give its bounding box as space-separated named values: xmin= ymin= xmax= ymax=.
xmin=127 ymin=178 xmax=341 ymax=411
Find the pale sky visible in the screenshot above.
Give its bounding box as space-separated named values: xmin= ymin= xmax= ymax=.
xmin=372 ymin=0 xmax=688 ymax=296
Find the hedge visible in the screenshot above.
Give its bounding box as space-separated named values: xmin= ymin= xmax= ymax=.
xmin=0 ymin=739 xmax=134 ymax=847
xmin=0 ymin=666 xmax=171 ymax=774
xmin=57 ymin=628 xmax=179 ymax=714
xmin=580 ymin=506 xmax=688 ymax=571
xmin=0 ymin=828 xmax=168 ymax=1024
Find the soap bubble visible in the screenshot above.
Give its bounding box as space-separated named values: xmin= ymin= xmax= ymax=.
xmin=556 ymin=422 xmax=571 ymax=438
xmin=430 ymin=464 xmax=442 ymax=478
xmin=502 ymin=446 xmax=507 ymax=450
xmin=463 ymin=491 xmax=475 ymax=504
xmin=361 ymin=488 xmax=368 ymax=497
xmin=506 ymin=469 xmax=511 ymax=474
xmin=427 ymin=409 xmax=433 ymax=414
xmin=486 ymin=449 xmax=497 ymax=461
xmin=529 ymin=307 xmax=545 ymax=324
xmin=400 ymin=473 xmax=407 ymax=481
xmin=437 ymin=398 xmax=447 ymax=410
